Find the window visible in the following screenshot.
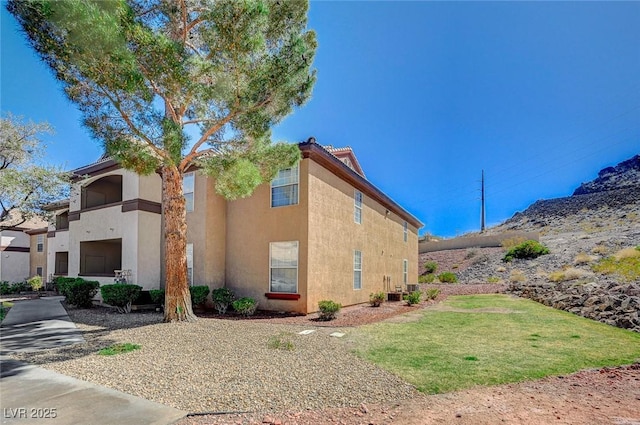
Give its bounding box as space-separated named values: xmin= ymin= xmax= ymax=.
xmin=354 ymin=190 xmax=362 ymax=224
xmin=270 ymin=241 xmax=298 ymax=293
xmin=36 ymin=234 xmax=44 ymax=252
xmin=354 ymin=250 xmax=362 ymax=290
xmin=271 ymin=165 xmax=299 ymax=207
xmin=183 ymin=172 xmax=195 ymax=212
xmin=55 ymin=252 xmax=69 ymax=275
xmin=403 ymin=259 xmax=408 ymax=285
xmin=186 ymin=243 xmax=194 ymax=286
xmin=36 ymin=267 xmax=43 ymax=277
xmin=56 ymin=211 xmax=69 ymax=230
xmin=403 ymin=221 xmax=408 ymax=242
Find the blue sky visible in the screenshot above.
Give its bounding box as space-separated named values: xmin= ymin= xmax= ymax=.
xmin=1 ymin=1 xmax=639 ymax=237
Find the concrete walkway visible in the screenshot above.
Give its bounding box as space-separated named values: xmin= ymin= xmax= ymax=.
xmin=1 ymin=297 xmax=85 ymax=354
xmin=0 ymin=297 xmax=186 ymax=425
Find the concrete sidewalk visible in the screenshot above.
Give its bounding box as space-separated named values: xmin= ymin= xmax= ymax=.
xmin=0 ymin=297 xmax=186 ymax=424
xmin=1 ymin=297 xmax=85 ymax=354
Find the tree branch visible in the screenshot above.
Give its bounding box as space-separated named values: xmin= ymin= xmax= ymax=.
xmin=94 ymin=83 xmax=169 ymax=162
xmin=179 ymin=112 xmax=236 ymax=171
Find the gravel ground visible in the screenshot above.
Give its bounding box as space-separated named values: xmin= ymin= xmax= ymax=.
xmin=11 ymin=305 xmax=420 ymax=414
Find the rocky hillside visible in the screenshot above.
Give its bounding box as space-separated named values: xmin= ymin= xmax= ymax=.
xmin=573 ymin=154 xmax=640 ymax=195
xmin=421 ymin=154 xmax=640 ymax=332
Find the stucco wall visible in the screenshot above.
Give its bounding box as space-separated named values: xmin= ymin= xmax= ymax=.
xmin=0 ymin=230 xmax=31 ymax=282
xmin=29 ymin=232 xmax=47 ymax=278
xmin=185 ymin=172 xmax=226 ymax=290
xmin=306 ymin=161 xmax=419 ymax=312
xmin=47 ymin=229 xmax=69 ymax=277
xmin=225 ymin=160 xmax=309 ymax=313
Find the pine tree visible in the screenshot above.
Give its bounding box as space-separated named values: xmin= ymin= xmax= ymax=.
xmin=7 ymin=0 xmax=317 ymax=321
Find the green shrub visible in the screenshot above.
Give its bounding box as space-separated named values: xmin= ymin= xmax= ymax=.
xmin=318 ymin=300 xmax=341 ymax=321
xmin=369 ymin=291 xmax=385 ymax=307
xmin=54 ymin=277 xmax=84 ymax=296
xmin=437 ymin=272 xmax=458 ymax=283
xmin=418 ymin=273 xmax=436 ymax=284
xmin=64 ymin=279 xmax=100 ymax=308
xmin=232 ymin=297 xmax=258 ymax=316
xmin=487 ymin=276 xmax=500 ymax=284
xmin=403 ymin=291 xmax=421 ymax=305
xmin=0 ymin=281 xmax=11 ymax=295
xmin=149 ymin=289 xmax=165 ymax=305
xmin=211 ymin=287 xmax=235 ymax=314
xmin=27 ymin=275 xmax=43 ymax=291
xmin=189 ymin=285 xmax=210 ymax=306
xmin=425 ymin=288 xmax=440 ymax=300
xmin=423 ymin=261 xmax=438 ymax=274
xmin=503 ymin=240 xmax=550 ymax=262
xmin=9 ymin=281 xmax=31 ymax=293
xmin=100 ymin=284 xmax=142 ymax=313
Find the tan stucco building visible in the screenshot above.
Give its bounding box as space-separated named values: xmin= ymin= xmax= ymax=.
xmin=45 ymin=140 xmax=422 ymax=313
xmin=0 ymin=218 xmax=48 ymax=283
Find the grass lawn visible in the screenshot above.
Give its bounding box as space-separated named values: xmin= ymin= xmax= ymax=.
xmin=352 ymin=294 xmax=640 ymax=394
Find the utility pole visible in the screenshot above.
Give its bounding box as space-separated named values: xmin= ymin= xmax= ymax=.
xmin=481 ymin=170 xmax=486 ymax=233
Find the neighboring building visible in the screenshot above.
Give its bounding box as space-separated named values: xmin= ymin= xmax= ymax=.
xmin=0 ymin=219 xmax=47 ymax=283
xmin=46 ymin=139 xmax=423 ymax=313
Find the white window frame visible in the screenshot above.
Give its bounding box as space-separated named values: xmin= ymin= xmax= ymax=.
xmin=36 ymin=234 xmax=44 ymax=252
xmin=354 ymin=250 xmax=362 ymax=290
xmin=183 ymin=172 xmax=195 ymax=212
xmin=269 ymin=241 xmax=299 ymax=293
xmin=36 ymin=266 xmax=43 ymax=277
xmin=186 ymin=243 xmax=194 ymax=286
xmin=354 ymin=190 xmax=363 ymax=224
xmin=403 ymin=259 xmax=408 ymax=285
xmin=270 ymin=165 xmax=299 ymax=208
xmin=403 ymin=221 xmax=408 ymax=242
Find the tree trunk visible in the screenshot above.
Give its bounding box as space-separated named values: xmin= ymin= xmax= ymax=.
xmin=161 ymin=165 xmax=196 ymax=322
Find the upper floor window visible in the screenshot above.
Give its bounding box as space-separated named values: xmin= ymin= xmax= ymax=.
xmin=82 ymin=175 xmax=122 ymax=209
xmin=271 ymin=165 xmax=299 ymax=208
xmin=403 ymin=221 xmax=408 ymax=242
xmin=183 ymin=172 xmax=195 ymax=212
xmin=56 ymin=211 xmax=69 ymax=230
xmin=36 ymin=234 xmax=44 ymax=252
xmin=354 ymin=190 xmax=363 ymax=224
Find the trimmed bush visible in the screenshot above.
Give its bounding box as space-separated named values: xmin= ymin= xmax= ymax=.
xmin=418 ymin=273 xmax=436 ymax=284
xmin=232 ymin=297 xmax=258 ymax=316
xmin=9 ymin=281 xmax=31 ymax=293
xmin=54 ymin=277 xmax=84 ymax=296
xmin=503 ymin=240 xmax=549 ymax=262
xmin=211 ymin=287 xmax=235 ymax=314
xmin=369 ymin=291 xmax=385 ymax=307
xmin=65 ymin=279 xmax=100 ymax=308
xmin=189 ymin=285 xmax=210 ymax=306
xmin=100 ymin=284 xmax=142 ymax=313
xmin=27 ymin=275 xmax=44 ymax=291
xmin=0 ymin=281 xmax=11 ymax=295
xmin=423 ymin=261 xmax=438 ymax=274
xmin=318 ymin=300 xmax=341 ymax=321
xmin=149 ymin=289 xmax=165 ymax=305
xmin=437 ymin=272 xmax=458 ymax=283
xmin=403 ymin=291 xmax=421 ymax=305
